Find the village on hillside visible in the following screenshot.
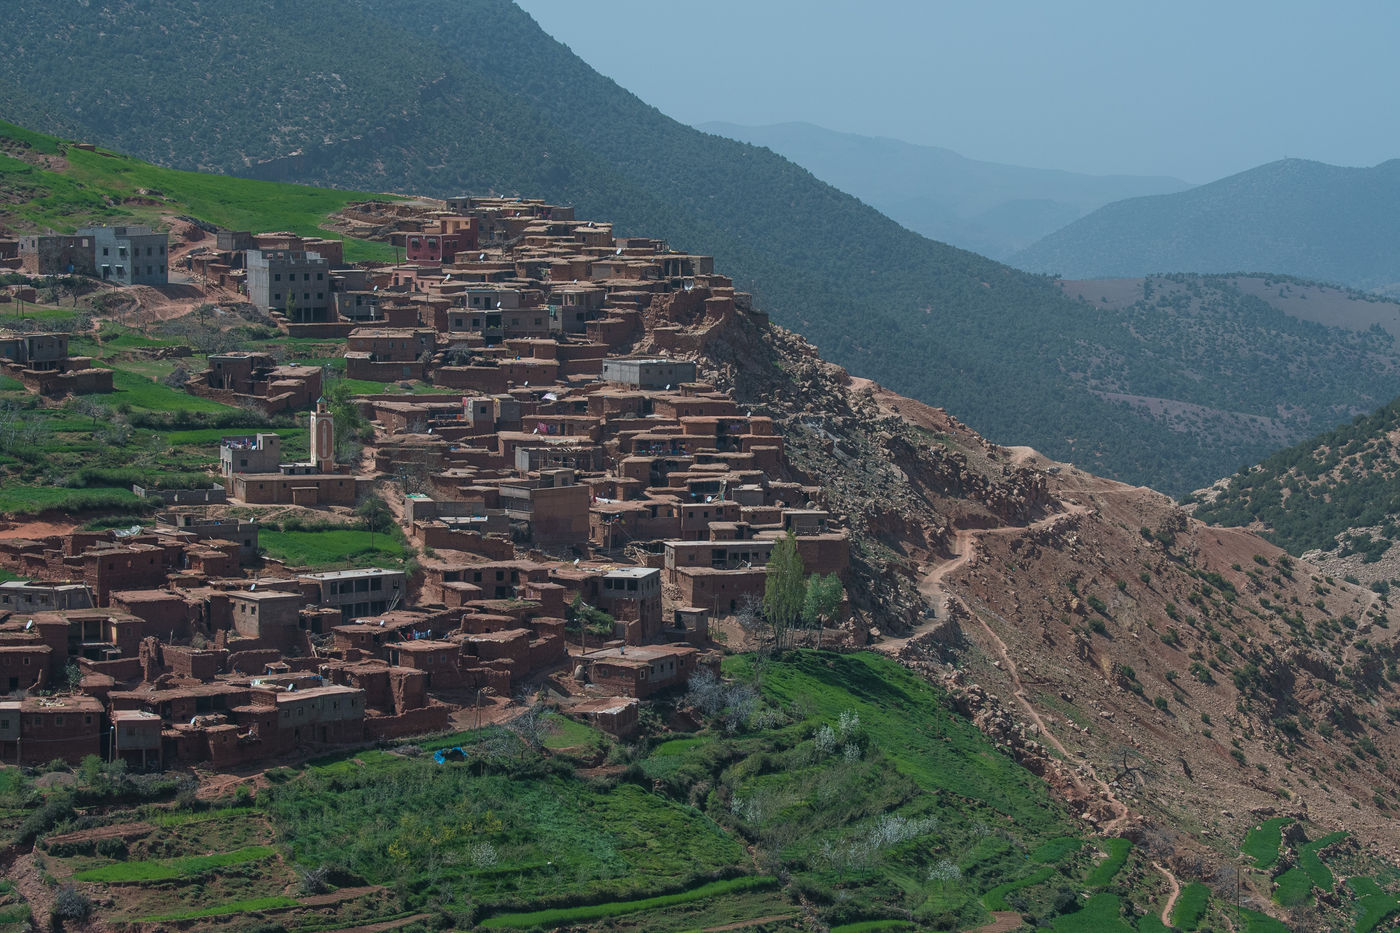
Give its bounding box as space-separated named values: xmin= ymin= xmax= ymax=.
xmin=0 ymin=198 xmax=851 ymax=771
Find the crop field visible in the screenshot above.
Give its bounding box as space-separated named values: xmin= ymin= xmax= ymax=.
xmin=6 ymin=653 xmax=1400 ymax=930
xmin=258 ymin=526 xmax=407 ymax=569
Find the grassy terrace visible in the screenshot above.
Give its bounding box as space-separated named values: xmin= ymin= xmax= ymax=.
xmin=248 ymin=651 xmax=1117 ymax=929
xmin=6 ymin=654 xmax=1400 ymax=930
xmin=0 ymin=119 xmax=398 ymax=262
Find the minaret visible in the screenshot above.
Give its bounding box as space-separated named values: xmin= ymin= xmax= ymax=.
xmin=310 ymin=397 xmax=335 ymax=473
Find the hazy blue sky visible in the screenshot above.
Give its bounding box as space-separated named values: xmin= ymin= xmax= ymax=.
xmin=515 ymin=1 xmax=1397 ymax=184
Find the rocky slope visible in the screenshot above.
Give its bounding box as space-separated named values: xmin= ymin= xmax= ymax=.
xmin=633 ymin=288 xmax=1400 ymax=925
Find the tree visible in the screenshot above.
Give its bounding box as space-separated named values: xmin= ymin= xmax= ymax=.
xmin=356 ymin=495 xmax=393 ymax=533
xmin=763 ymin=531 xmax=805 ymax=651
xmin=327 ymin=379 xmax=372 ymax=463
xmin=802 ymin=572 xmax=844 ymax=645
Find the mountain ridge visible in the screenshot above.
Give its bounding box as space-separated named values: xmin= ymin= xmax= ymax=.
xmin=699 ymin=120 xmax=1193 ymax=258
xmin=1013 ymin=157 xmax=1400 ymax=294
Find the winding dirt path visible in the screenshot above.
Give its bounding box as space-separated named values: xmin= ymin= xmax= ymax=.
xmin=1154 ymin=861 xmax=1181 ymax=926
xmin=877 ymin=499 xmax=1135 ymax=835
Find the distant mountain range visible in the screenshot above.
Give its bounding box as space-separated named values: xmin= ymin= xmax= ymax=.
xmin=699 ymin=121 xmax=1192 ymax=259
xmin=1013 ymin=158 xmax=1400 ymax=294
xmin=1 ymin=0 xmax=1397 ymax=494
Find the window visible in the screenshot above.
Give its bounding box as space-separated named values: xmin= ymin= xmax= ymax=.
xmin=316 ymin=272 xmax=323 ymax=280
xmin=303 ymin=273 xmax=310 ymax=281
xmin=102 ymin=247 xmax=109 ymax=256
xmin=273 ymin=273 xmax=281 ymax=281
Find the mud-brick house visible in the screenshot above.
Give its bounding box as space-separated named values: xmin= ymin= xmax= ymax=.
xmin=580 ymin=644 xmax=713 ymax=698
xmin=0 ymin=695 xmax=103 ymax=764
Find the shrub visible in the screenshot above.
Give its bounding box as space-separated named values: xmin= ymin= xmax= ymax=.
xmin=95 ymin=836 xmax=128 ymax=859
xmin=52 ymin=886 xmax=91 ymax=923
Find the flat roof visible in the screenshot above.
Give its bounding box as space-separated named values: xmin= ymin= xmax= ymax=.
xmin=588 ymin=644 xmax=695 ymax=662
xmin=299 ymin=568 xmax=404 ymax=580
xmin=604 ymin=567 xmax=658 ymax=580
xmin=111 ymin=709 xmax=161 ymax=723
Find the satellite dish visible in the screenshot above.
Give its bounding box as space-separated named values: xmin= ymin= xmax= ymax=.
xmin=479 ymin=252 xmax=486 ymax=261
xmin=615 ymin=247 xmax=622 ymax=256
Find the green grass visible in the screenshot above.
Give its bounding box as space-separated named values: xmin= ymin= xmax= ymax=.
xmin=265 ymin=766 xmax=745 ymax=913
xmin=136 ymin=896 xmax=299 ymax=922
xmin=145 ymin=806 xmax=264 ymax=829
xmin=828 ymin=923 xmax=918 ymax=933
xmin=726 ymin=652 xmax=1075 ymax=834
xmin=1274 ymin=867 xmax=1312 ymax=907
xmin=0 ymin=903 xmax=31 ymax=929
xmin=1239 ymin=907 xmax=1290 ymax=932
xmin=1356 ymin=889 xmax=1400 ymax=933
xmin=0 ymin=484 xmax=145 ymax=517
xmin=652 ymin=737 xmax=706 ymax=756
xmin=1350 ymin=877 xmax=1384 ymax=897
xmin=163 ymin=426 xmax=299 ymax=446
xmin=108 ymin=369 xmax=237 ymax=413
xmin=1170 ymin=880 xmax=1210 ymax=931
xmin=1052 ymin=893 xmax=1133 ymax=932
xmin=712 ymin=651 xmax=1086 ymax=927
xmin=258 ymin=527 xmax=406 ymax=569
xmin=0 ymin=120 xmax=398 ymax=262
xmin=1300 ymin=830 xmax=1347 ymax=889
xmin=1032 ymin=837 xmax=1084 ymax=864
xmin=72 ymin=844 xmax=275 ymax=883
xmin=1241 ymin=816 xmax=1293 ymax=869
xmin=1136 ymin=913 xmax=1170 ymax=933
xmin=982 ymin=864 xmax=1056 ymax=910
xmin=478 ymin=876 xmax=777 ymax=929
xmin=543 ymin=713 xmax=603 ymax=751
xmin=1085 ymin=838 xmax=1132 ymax=887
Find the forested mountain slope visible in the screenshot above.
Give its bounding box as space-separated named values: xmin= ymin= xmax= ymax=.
xmin=1 ymin=1 xmax=1396 ymax=494
xmin=1190 ymin=394 xmax=1400 ymax=561
xmin=1014 ymin=158 xmax=1400 ymax=295
xmin=700 ymin=121 xmax=1191 ymax=259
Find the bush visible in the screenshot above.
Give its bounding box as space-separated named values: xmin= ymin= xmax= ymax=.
xmin=16 ymin=793 xmax=75 ymax=846
xmin=95 ymin=836 xmax=128 ymax=858
xmin=52 ymin=886 xmax=91 ymax=923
